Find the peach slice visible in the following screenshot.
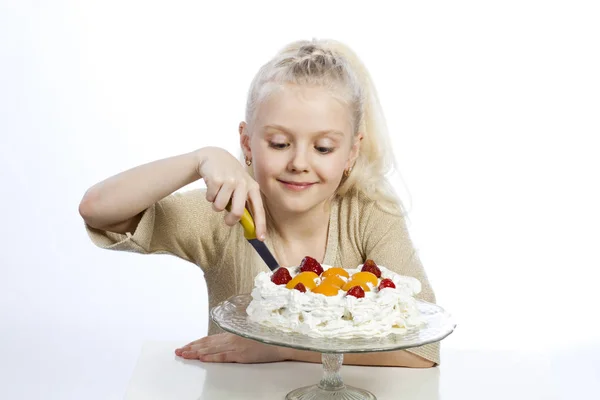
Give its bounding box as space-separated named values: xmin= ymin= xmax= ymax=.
xmin=350 ymin=271 xmax=378 ymax=287
xmin=342 ymin=279 xmax=371 ymax=292
xmin=286 ymin=271 xmax=318 ymax=290
xmin=321 ymin=267 xmax=350 ymax=279
xmin=312 ymin=283 xmax=340 ymax=297
xmin=321 ymin=275 xmax=345 ymax=289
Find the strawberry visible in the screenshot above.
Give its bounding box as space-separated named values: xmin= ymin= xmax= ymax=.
xmin=299 ymin=256 xmax=324 ymax=276
xmin=293 ymin=283 xmax=307 ymax=293
xmin=361 ymin=259 xmax=381 ymax=278
xmin=347 ymin=285 xmax=365 ymax=298
xmin=271 ymin=268 xmax=292 ymax=285
xmin=378 ymin=278 xmax=396 ymax=290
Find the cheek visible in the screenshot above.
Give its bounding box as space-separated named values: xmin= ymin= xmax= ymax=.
xmin=249 ymin=141 xmax=270 ymax=181
xmin=252 ymin=146 xmax=287 ymax=177
xmin=251 ymin=156 xmax=277 ymax=185
xmin=319 ymin=154 xmax=348 ymax=178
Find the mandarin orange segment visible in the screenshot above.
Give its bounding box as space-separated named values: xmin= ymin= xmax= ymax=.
xmin=350 ymin=271 xmax=378 ymax=287
xmin=321 ymin=275 xmax=346 ymax=289
xmin=322 ymin=267 xmax=350 ymax=279
xmin=312 ymin=283 xmax=340 ymax=297
xmin=286 ymin=271 xmax=319 ymax=290
xmin=342 ymin=279 xmax=371 ymax=292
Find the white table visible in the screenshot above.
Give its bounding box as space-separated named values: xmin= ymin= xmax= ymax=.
xmin=125 ymin=341 xmax=600 ymax=399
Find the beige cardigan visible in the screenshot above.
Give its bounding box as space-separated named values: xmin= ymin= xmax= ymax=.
xmin=85 ymin=188 xmax=440 ymax=364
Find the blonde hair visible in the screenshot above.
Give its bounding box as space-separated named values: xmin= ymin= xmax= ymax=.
xmin=243 ymin=38 xmax=405 ymax=215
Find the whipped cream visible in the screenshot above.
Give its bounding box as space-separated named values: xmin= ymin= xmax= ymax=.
xmin=246 ymin=264 xmax=424 ymax=339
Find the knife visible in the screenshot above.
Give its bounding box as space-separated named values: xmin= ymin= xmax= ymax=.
xmin=226 ymin=203 xmax=280 ymax=271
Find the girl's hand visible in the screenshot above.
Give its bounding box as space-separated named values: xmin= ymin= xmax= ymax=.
xmin=175 ymin=333 xmax=287 ymax=363
xmin=195 ymin=147 xmax=266 ymax=240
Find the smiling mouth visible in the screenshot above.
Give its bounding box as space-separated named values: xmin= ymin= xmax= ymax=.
xmin=278 ymin=180 xmax=317 ymax=190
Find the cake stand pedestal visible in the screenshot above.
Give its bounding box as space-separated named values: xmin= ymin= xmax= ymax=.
xmin=210 ymin=294 xmax=455 ymax=400
xmin=286 ymin=352 xmax=374 ymax=400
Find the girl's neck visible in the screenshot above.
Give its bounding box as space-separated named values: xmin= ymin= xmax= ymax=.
xmin=266 ymin=199 xmax=332 ymax=245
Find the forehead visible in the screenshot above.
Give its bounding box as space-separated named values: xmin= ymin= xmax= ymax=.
xmin=253 ymin=84 xmax=354 ymax=136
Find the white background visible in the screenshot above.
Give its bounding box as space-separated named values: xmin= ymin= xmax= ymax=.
xmin=1 ymin=1 xmax=599 ymax=399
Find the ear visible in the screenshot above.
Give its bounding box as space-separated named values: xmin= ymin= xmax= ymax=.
xmin=346 ymin=132 xmax=363 ymax=169
xmin=239 ymin=122 xmax=252 ymax=159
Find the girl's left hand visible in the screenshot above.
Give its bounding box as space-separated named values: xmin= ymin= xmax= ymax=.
xmin=175 ymin=333 xmax=288 ymax=364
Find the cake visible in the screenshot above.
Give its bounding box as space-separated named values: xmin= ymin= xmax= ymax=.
xmin=246 ymin=257 xmax=424 ymax=339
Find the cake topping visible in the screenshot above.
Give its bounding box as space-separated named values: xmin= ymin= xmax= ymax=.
xmin=322 ymin=267 xmax=350 ymax=279
xmin=361 ymin=259 xmax=382 ymax=278
xmin=293 ymin=282 xmax=307 ymax=292
xmin=312 ymin=283 xmax=340 ymax=296
xmin=299 ymin=256 xmax=324 ymax=276
xmin=321 ymin=275 xmax=345 ymax=289
xmin=286 ymin=271 xmax=319 ymax=290
xmin=271 ymin=267 xmax=292 ymax=285
xmin=342 ymin=279 xmax=370 ymax=292
xmin=350 ymin=271 xmax=378 ymax=287
xmin=247 ymin=262 xmax=424 ymax=339
xmin=346 ymin=285 xmax=365 ymax=298
xmin=378 ymin=278 xmax=396 ymax=290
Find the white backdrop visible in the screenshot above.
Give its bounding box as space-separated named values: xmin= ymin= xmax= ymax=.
xmin=1 ymin=1 xmax=599 ymax=399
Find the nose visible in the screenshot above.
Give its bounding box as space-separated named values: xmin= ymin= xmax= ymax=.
xmin=288 ymin=147 xmax=310 ymax=173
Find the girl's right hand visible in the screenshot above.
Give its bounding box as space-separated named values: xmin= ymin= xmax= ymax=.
xmin=195 ymin=147 xmax=266 ymax=241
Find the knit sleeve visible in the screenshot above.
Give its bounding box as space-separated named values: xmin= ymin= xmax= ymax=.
xmin=84 ymin=189 xmax=229 ymax=273
xmin=361 ymin=201 xmax=441 ymax=366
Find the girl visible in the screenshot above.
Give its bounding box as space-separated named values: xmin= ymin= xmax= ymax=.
xmin=79 ymin=39 xmax=438 ymax=368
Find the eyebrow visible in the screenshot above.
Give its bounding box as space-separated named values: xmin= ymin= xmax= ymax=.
xmin=264 ymin=124 xmax=345 ymax=137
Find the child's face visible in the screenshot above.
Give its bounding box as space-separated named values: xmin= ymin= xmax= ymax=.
xmin=242 ymin=84 xmax=360 ymax=215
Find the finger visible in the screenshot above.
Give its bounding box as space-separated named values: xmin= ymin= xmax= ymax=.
xmin=224 ymin=185 xmax=247 ymax=226
xmin=175 ymin=343 xmax=196 ymax=356
xmin=180 ymin=343 xmax=233 ymax=360
xmin=204 ymin=178 xmax=222 ymax=203
xmin=247 ymin=183 xmax=266 ymax=241
xmin=199 ymin=351 xmax=238 ymax=363
xmin=175 ymin=335 xmax=216 ymax=355
xmin=175 ymin=334 xmax=231 ymax=356
xmin=175 ymin=344 xmax=200 ymax=356
xmin=212 ymin=179 xmax=236 ymax=212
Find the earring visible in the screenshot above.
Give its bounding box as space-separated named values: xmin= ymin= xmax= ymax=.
xmin=344 ymin=167 xmax=352 ymax=177
xmin=245 ymin=157 xmax=252 ymax=166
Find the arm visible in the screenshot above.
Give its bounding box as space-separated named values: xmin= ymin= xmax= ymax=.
xmin=80 ymin=147 xmax=267 ymax=269
xmin=280 ymin=347 xmax=435 ymax=368
xmin=79 ymin=146 xmax=266 ymax=238
xmin=79 ymin=150 xmax=203 ymax=233
xmin=176 ymin=332 xmax=434 ymax=367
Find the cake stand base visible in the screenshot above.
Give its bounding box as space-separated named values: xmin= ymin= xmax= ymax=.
xmin=286 ymin=384 xmax=376 ymax=400
xmin=285 ymin=353 xmax=376 ymax=400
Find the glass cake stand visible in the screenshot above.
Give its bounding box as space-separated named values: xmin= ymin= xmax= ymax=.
xmin=210 ymin=294 xmax=456 ymax=400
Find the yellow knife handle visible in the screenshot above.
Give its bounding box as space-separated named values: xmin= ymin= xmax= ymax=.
xmin=226 ymin=202 xmax=256 ymax=240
